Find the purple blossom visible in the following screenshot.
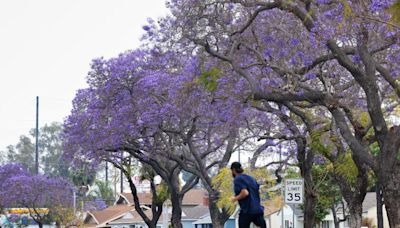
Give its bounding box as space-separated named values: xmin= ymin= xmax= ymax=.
xmin=369 ymin=0 xmax=392 ymax=12
xmin=84 ymin=199 xmax=108 ymax=211
xmin=290 ymin=38 xmax=300 ymax=46
xmin=305 ymin=73 xmax=317 ymax=80
xmin=0 ymin=164 xmax=74 ymax=225
xmin=317 ymin=0 xmax=331 ymax=4
xmin=352 ymin=55 xmax=362 ymax=64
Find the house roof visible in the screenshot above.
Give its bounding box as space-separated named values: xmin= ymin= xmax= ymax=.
xmin=182 ymin=205 xmax=209 ymax=220
xmin=86 ymin=204 xmax=134 ymax=227
xmin=107 ymin=205 xmax=210 ymax=225
xmin=119 ymin=188 xmax=207 ymax=206
xmin=84 ymin=224 xmax=98 ymax=228
xmin=108 ymin=210 xmax=154 ymax=224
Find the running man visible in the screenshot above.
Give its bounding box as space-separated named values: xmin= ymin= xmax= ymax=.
xmin=230 ymin=162 xmax=266 ymax=228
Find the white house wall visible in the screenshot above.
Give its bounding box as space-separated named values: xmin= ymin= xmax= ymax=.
xmin=365 ymin=206 xmax=390 ymax=228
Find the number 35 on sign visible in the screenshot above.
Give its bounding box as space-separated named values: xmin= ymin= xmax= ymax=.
xmin=284 ymin=178 xmax=304 ymax=204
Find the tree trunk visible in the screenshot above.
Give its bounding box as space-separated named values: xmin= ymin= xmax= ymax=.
xmin=331 ymin=205 xmax=340 ymax=228
xmin=38 ymin=222 xmax=43 ymax=228
xmin=303 ymin=191 xmax=317 ymax=228
xmin=348 ymin=205 xmax=363 ymax=228
xmin=334 ymin=220 xmax=340 ymax=228
xmin=381 ymin=167 xmax=400 ymax=228
xmin=125 ymin=173 xmax=158 ymax=228
xmin=208 ymin=191 xmax=229 ymax=228
xmin=300 ymin=151 xmax=317 ymax=228
xmin=170 ymin=191 xmax=183 ymax=228
xmin=338 ymin=179 xmax=366 ymax=228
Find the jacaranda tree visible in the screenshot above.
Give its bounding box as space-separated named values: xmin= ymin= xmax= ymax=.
xmin=63 ymin=46 xmax=276 ymax=227
xmin=0 ymin=164 xmax=74 ymax=228
xmin=147 ymin=0 xmax=400 ymax=227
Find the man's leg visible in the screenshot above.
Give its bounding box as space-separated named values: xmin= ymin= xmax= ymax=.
xmin=239 ymin=213 xmax=252 ymax=228
xmin=252 ymin=213 xmax=267 ymax=228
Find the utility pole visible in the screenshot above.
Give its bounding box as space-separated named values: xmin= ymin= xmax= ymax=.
xmin=105 ymin=162 xmax=109 ymax=185
xmin=238 ymin=147 xmax=241 ymax=163
xmin=120 ymin=168 xmax=124 ymax=193
xmin=120 ymin=152 xmax=124 ymax=193
xmin=35 ymin=96 xmax=39 ymax=174
xmin=73 ymin=190 xmax=76 ymax=215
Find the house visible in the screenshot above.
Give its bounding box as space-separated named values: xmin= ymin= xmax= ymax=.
xmin=85 ymin=189 xmax=392 ymax=228
xmin=362 ymin=192 xmax=390 ymax=228
xmin=181 ymin=205 xmax=210 ymax=227
xmin=262 ymin=204 xmax=334 ymax=228
xmin=84 ymin=189 xmax=209 ymax=228
xmin=107 ymin=209 xmax=161 ymax=228
xmin=116 ymin=189 xmax=208 ymax=209
xmin=84 ymin=204 xmax=134 ymax=228
xmin=192 ymin=213 xmax=236 ymax=228
xmin=84 ymin=204 xmax=210 ymax=228
xmin=266 ymin=192 xmax=390 ymax=228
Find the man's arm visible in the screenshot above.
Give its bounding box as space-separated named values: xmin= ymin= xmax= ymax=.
xmin=231 ymin=189 xmax=249 ymax=202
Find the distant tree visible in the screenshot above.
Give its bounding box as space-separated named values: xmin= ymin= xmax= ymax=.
xmin=3 ymin=122 xmax=67 ymax=176
xmin=0 ymin=164 xmax=74 ymax=228
xmin=69 ymin=164 xmax=97 ymax=190
xmin=88 ymin=180 xmax=115 ymax=206
xmin=6 ymin=136 xmax=35 ymax=173
xmin=36 ymin=122 xmax=68 ymax=177
xmin=0 ymin=164 xmax=29 ymax=213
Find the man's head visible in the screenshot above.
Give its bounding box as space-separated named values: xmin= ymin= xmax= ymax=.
xmin=231 ymin=162 xmax=244 ymax=177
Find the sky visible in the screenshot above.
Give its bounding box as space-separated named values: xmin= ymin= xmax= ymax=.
xmin=0 ymin=0 xmax=168 ymax=151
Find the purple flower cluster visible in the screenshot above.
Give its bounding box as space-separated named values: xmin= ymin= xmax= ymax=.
xmin=83 ymin=199 xmax=108 ymax=212
xmin=0 ymin=164 xmax=74 ymax=210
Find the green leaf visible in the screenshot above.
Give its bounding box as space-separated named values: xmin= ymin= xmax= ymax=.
xmin=212 ymin=168 xmax=236 ymax=214
xmin=335 ymin=153 xmax=358 ymax=184
xmin=388 ymin=1 xmax=400 ymax=26
xmin=310 ymin=130 xmax=332 ymax=157
xmin=369 ymin=142 xmax=380 ymax=156
xmin=197 ymin=67 xmax=221 ymax=92
xmin=338 ymin=0 xmax=353 ymax=29
xmin=360 ymin=112 xmax=370 ymax=128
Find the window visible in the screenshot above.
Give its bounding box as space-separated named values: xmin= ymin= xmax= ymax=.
xmin=322 ymin=221 xmax=330 ymax=228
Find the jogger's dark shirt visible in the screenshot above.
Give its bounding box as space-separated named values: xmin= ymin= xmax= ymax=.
xmin=234 ymin=174 xmax=264 ymax=214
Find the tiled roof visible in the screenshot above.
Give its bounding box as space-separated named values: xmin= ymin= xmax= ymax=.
xmin=182 ymin=205 xmax=209 ymax=220
xmin=105 ymin=205 xmax=209 ymax=225
xmin=120 ymin=189 xmax=207 ymax=206
xmin=87 ymin=204 xmax=133 ymax=227
xmin=109 ymin=210 xmax=155 ymax=224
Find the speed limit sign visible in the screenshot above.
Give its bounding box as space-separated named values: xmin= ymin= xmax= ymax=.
xmin=284 ymin=178 xmax=304 ymax=204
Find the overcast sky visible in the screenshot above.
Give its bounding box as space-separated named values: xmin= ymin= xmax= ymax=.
xmin=0 ymin=0 xmax=168 ymax=151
